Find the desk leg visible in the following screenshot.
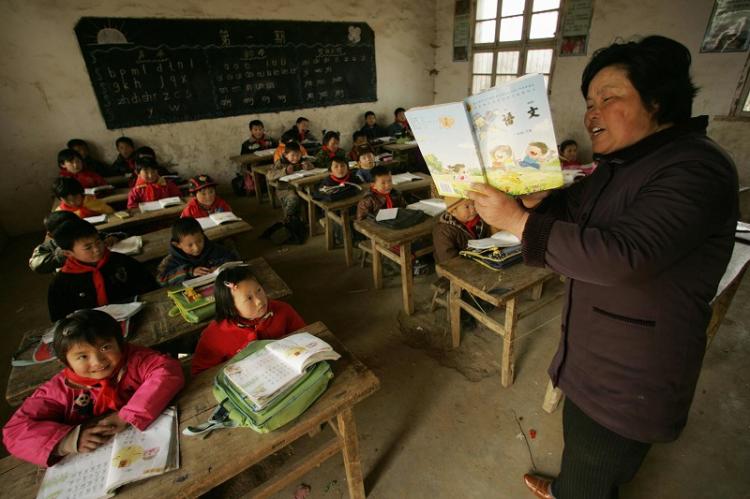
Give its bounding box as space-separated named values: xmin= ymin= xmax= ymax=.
xmin=252 ymin=169 xmax=262 ymax=204
xmin=372 ymin=241 xmax=383 ymax=290
xmin=530 ymin=281 xmax=544 ymax=300
xmin=501 ymin=298 xmax=518 ymax=387
xmin=400 ymin=243 xmax=414 ymax=315
xmin=270 ymin=183 xmax=278 ymax=209
xmin=306 ymin=192 xmax=316 ymax=238
xmin=342 ymin=210 xmax=354 ymax=267
xmin=325 ymin=210 xmax=334 ymax=250
xmin=449 ymin=281 xmax=461 ymax=348
xmin=336 ymin=408 xmax=366 ymax=499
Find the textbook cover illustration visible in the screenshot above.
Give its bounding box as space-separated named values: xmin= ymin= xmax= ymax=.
xmin=406 ymin=73 xmax=563 ymax=197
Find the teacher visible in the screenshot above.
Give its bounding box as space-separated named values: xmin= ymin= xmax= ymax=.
xmin=470 ymin=36 xmax=739 ymax=498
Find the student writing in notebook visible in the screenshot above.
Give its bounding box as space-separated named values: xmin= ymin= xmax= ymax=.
xmin=58 ymin=148 xmax=107 ymax=188
xmin=2 ymin=310 xmax=184 ymax=467
xmin=156 ymin=217 xmax=239 ymax=287
xmin=47 ymin=218 xmax=157 ymax=321
xmin=191 ymin=265 xmax=305 ymax=375
xmin=53 ymin=177 xmax=114 ymax=218
xmin=126 ymin=156 xmax=182 ymax=210
xmin=180 ymin=174 xmax=232 ymax=218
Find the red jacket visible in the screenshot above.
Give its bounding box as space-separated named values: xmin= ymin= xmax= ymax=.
xmin=180 ymin=196 xmax=232 ymax=218
xmin=59 ymin=169 xmax=106 ymax=188
xmin=191 ymin=300 xmax=306 ymax=375
xmin=127 ymin=176 xmax=182 ymax=209
xmin=57 ymin=200 xmax=100 ymax=218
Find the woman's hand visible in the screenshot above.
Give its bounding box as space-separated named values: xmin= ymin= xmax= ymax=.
xmin=468 ymin=184 xmax=529 ymax=239
xmin=519 ymin=190 xmax=551 ymax=209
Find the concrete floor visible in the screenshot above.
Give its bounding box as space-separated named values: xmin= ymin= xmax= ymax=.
xmin=0 ymin=189 xmax=748 ymax=499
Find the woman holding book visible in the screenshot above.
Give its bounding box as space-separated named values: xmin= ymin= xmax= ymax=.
xmin=469 ymin=36 xmax=738 ymax=499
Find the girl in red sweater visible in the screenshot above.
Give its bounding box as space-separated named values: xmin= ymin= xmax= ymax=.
xmin=180 ymin=174 xmax=232 ymax=218
xmin=191 ymin=265 xmax=306 ymax=375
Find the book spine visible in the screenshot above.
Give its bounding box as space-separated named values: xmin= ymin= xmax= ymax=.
xmin=463 ymin=103 xmax=489 ymax=184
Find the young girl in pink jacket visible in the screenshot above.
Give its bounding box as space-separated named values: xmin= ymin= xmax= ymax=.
xmin=2 ymin=309 xmax=184 ymax=467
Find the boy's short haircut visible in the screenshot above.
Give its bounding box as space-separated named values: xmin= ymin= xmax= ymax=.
xmin=115 ymin=136 xmax=134 ymax=147
xmin=394 ymin=107 xmax=405 ymax=115
xmin=559 ymin=139 xmax=577 ymax=150
xmin=330 ymin=157 xmax=348 ymax=170
xmin=66 ymin=139 xmax=87 ymax=149
xmin=364 ymin=111 xmax=375 ymax=119
xmin=44 ymin=210 xmax=78 ymax=233
xmin=51 ymin=218 xmax=98 ymax=251
xmin=134 ymin=146 xmax=156 ymax=160
xmin=322 ymin=130 xmax=340 ymax=144
xmin=284 ymin=141 xmax=301 ymax=154
xmin=57 ymin=148 xmax=82 ymax=166
xmin=135 ymin=155 xmax=159 ymax=172
xmin=53 ymin=177 xmax=84 ymax=199
xmin=357 ymin=145 xmax=375 ymax=157
xmin=296 ymin=116 xmax=309 ymax=125
xmin=352 ymin=130 xmax=366 ymax=141
xmin=53 ymin=309 xmax=125 ymax=366
xmin=370 ymin=165 xmax=390 ymax=179
xmin=249 ymin=119 xmax=264 ymax=129
xmin=214 ymin=266 xmax=259 ymax=322
xmin=170 ymin=217 xmax=204 ymax=243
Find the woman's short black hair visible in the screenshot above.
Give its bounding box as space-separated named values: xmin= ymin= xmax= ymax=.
xmin=581 ymin=35 xmax=698 ymax=124
xmin=214 ymin=265 xmax=262 ymax=322
xmin=57 ymin=148 xmax=82 ymax=166
xmin=171 ymin=217 xmax=204 ymax=243
xmin=115 ymin=136 xmax=134 ymax=147
xmin=52 ymin=218 xmax=99 ymax=250
xmin=322 ymin=130 xmax=340 ymax=144
xmin=53 ymin=309 xmax=125 ymax=366
xmin=52 ymin=177 xmax=84 ymax=199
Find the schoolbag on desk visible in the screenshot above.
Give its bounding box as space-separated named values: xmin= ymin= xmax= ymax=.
xmin=371 ymin=207 xmax=427 ymax=230
xmin=311 ymin=182 xmax=361 ymax=202
xmin=167 ymin=286 xmax=216 ymax=324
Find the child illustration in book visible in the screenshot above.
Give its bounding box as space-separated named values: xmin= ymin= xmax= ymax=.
xmin=519 ymin=142 xmax=549 ymax=169
xmin=490 ymin=145 xmax=516 ymax=170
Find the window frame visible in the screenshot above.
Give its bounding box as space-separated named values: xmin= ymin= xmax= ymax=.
xmin=468 ymin=0 xmax=563 ymax=95
xmin=730 ymin=52 xmax=750 ymax=118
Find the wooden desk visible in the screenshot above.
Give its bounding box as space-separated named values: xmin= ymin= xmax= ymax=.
xmin=133 ymin=220 xmax=253 ymax=262
xmin=353 ymin=216 xmax=437 ymax=315
xmin=286 ymin=172 xmax=330 ymax=238
xmin=1 ymin=322 xmax=380 ymax=499
xmin=103 ymin=174 xmax=133 ymax=187
xmin=436 ymin=257 xmax=562 ymax=387
xmin=95 ymin=202 xmax=186 ymax=232
xmin=5 ymin=257 xmax=289 ymax=406
xmin=251 ymin=163 xmax=279 ymax=207
xmin=312 ymin=173 xmax=433 ymax=267
xmin=50 ymin=187 xmax=131 ymax=211
xmin=382 ymin=142 xmax=419 ymax=153
xmin=229 ymin=152 xmax=276 ymax=167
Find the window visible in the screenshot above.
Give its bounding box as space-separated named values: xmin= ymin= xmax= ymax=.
xmin=731 ymin=55 xmax=750 ymax=118
xmin=470 ymin=0 xmax=561 ymax=95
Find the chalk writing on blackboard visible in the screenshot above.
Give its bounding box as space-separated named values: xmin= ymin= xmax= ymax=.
xmin=74 ymin=18 xmax=377 ymax=129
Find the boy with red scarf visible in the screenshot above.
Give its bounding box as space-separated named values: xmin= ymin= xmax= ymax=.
xmin=355 ymin=165 xmax=406 ymax=220
xmin=2 ymin=310 xmax=183 ymax=467
xmin=281 ymin=116 xmax=317 ymax=145
xmin=318 ymin=157 xmax=362 ymax=190
xmin=58 ymin=148 xmax=107 ymax=188
xmin=53 ymin=177 xmax=114 ymax=219
xmin=47 ymin=218 xmax=157 ymax=321
xmin=126 ymin=156 xmax=182 ymax=210
xmin=314 ymin=130 xmax=346 ymax=169
xmin=180 ymin=174 xmax=233 ymax=218
xmin=111 ymin=136 xmax=137 ymax=176
xmin=240 ymin=119 xmax=278 ymax=155
xmin=385 ymin=107 xmax=413 ymax=138
xmin=268 ymin=141 xmax=315 ymax=221
xmin=433 ymin=197 xmax=491 ymax=263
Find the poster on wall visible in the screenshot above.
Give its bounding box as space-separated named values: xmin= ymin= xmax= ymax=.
xmin=701 ymin=0 xmax=750 ymax=52
xmin=453 ymin=0 xmax=471 ymax=62
xmin=559 ymin=0 xmax=594 ymax=57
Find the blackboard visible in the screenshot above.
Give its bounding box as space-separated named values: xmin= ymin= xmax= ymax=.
xmin=73 ymin=18 xmax=377 ymax=129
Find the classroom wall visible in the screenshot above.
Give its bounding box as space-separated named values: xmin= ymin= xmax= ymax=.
xmin=432 ymin=0 xmax=750 ymax=184
xmin=0 ymin=0 xmax=437 ymax=236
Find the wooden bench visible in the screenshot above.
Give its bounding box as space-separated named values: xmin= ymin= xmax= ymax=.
xmin=0 ymin=322 xmax=380 ymax=499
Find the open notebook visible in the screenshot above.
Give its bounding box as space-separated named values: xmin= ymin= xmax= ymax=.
xmin=138 ymin=197 xmax=182 ymax=213
xmin=84 ymin=185 xmax=115 ymax=196
xmin=181 ymin=261 xmax=246 ymax=289
xmin=196 ymin=212 xmax=242 ymax=230
xmin=36 ymin=408 xmax=179 ymax=499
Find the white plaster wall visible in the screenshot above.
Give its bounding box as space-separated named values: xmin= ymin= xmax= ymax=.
xmin=432 ymin=0 xmax=750 ymax=182
xmin=0 ymin=0 xmax=437 ymax=235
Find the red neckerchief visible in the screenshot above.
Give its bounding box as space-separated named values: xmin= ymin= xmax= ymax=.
xmin=322 ymin=145 xmax=338 ymax=159
xmin=298 ymin=130 xmax=305 ymax=142
xmin=330 ymin=173 xmax=351 ymax=185
xmin=61 ymin=249 xmax=112 ymax=306
xmin=58 ymin=201 xmax=99 ymax=218
xmin=463 ymin=215 xmax=481 ymax=239
xmin=397 ymin=118 xmax=411 ymax=134
xmin=134 ymin=175 xmax=167 ymax=201
xmin=63 ymin=345 xmax=128 ymax=416
xmin=254 ymin=136 xmax=269 ymax=148
xmin=370 ymin=186 xmax=393 ymax=209
xmin=235 ymin=310 xmax=275 ymax=333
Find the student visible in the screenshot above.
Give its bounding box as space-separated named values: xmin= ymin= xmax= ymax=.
xmin=354 ymin=147 xmax=377 ymax=183
xmin=348 ymin=131 xmax=369 ymax=161
xmin=268 ymin=141 xmax=315 ymax=221
xmin=558 ymin=139 xmax=582 ymax=169
xmin=133 ymin=146 xmax=173 ymax=177
xmin=47 ymin=218 xmax=158 ymax=321
xmin=2 ymin=309 xmax=184 ymax=467
xmin=318 ymin=157 xmax=362 ymax=189
xmin=433 ymin=197 xmax=491 ymax=264
xmin=67 ymin=139 xmax=116 ymax=177
xmin=191 ymin=265 xmax=305 ymax=375
xmin=126 ymin=156 xmax=182 ymax=210
xmin=385 ymin=107 xmax=412 ymax=138
xmin=58 ymin=149 xmax=107 ymax=188
xmin=281 ymin=116 xmax=317 ymax=144
xmin=241 ymin=119 xmax=278 ymax=155
xmin=156 ymin=217 xmax=239 ymax=287
xmin=359 ymin=111 xmax=386 ymax=141
xmin=272 ymin=137 xmax=309 ymax=163
xmin=315 ymin=131 xmax=345 ymax=169
xmin=30 ymin=211 xmax=125 ymax=274
xmin=53 ymin=177 xmax=114 ymax=218
xmin=181 ymin=174 xmax=232 ymax=218
xmin=355 ymin=165 xmax=406 ymax=220
xmin=111 ymin=136 xmax=136 ymax=176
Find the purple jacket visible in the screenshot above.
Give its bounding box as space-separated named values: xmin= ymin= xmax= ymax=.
xmin=2 ymin=345 xmax=184 ymax=467
xmin=522 ymin=117 xmax=738 ymax=443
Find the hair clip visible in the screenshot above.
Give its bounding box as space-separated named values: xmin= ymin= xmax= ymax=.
xmin=223 ymin=281 xmax=237 ymax=289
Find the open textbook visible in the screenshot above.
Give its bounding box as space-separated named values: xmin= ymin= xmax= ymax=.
xmin=36 ymin=407 xmax=179 ymax=499
xmin=406 ymin=73 xmax=563 ymax=197
xmin=109 ymin=236 xmax=143 ymax=256
xmin=181 ymin=261 xmax=246 ymax=289
xmin=224 ymin=332 xmax=340 ymax=411
xmin=196 ymin=212 xmax=242 ymax=230
xmin=138 ymin=197 xmax=182 ymax=213
xmin=84 ymin=185 xmax=115 ymax=196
